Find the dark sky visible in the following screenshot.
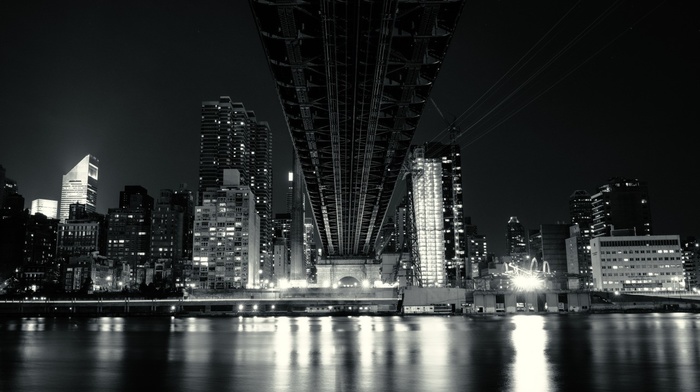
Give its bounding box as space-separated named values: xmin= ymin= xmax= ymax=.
xmin=1 ymin=1 xmax=697 ymax=256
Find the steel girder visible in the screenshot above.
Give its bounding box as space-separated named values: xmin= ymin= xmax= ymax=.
xmin=251 ymin=0 xmax=466 ymax=257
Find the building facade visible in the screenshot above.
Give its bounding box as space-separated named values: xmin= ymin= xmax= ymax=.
xmin=198 ymin=98 xmax=272 ymax=287
xmin=193 ymin=169 xmax=260 ymax=289
xmin=59 ymin=154 xmax=98 ymax=223
xmin=590 ymin=235 xmax=684 ymax=293
xmin=410 ymin=146 xmax=446 ymax=287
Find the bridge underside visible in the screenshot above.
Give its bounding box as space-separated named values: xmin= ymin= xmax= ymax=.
xmin=251 ymin=0 xmax=466 ymax=257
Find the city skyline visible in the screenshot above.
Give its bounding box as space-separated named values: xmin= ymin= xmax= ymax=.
xmin=1 ymin=1 xmax=697 ymax=255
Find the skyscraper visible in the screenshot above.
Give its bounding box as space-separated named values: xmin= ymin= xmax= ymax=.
xmin=59 ymin=154 xmax=98 ymax=223
xmin=407 ymin=142 xmax=467 ymax=287
xmin=198 ymin=97 xmax=273 ymax=286
xmin=410 ymin=146 xmax=446 ymax=287
xmin=249 ymin=116 xmax=273 ymax=285
xmin=198 ymin=97 xmax=250 ymax=203
xmin=591 ymin=178 xmax=652 ymax=237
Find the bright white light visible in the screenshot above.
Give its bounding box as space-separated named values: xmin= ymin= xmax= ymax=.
xmin=512 ymin=275 xmax=543 ymax=291
xmin=362 ymin=280 xmax=370 ymax=288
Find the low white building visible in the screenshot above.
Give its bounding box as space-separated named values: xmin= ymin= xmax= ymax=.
xmin=590 ymin=235 xmax=684 ymax=293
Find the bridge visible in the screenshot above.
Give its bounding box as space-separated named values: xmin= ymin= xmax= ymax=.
xmin=250 ymin=0 xmax=467 ymax=260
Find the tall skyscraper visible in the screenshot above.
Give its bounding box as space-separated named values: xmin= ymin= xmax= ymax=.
xmin=407 ymin=143 xmax=467 ymax=287
xmin=193 ymin=169 xmax=260 ymax=289
xmin=198 ymin=97 xmax=251 ymax=203
xmin=198 ymin=97 xmax=273 ymax=286
xmin=591 ymin=178 xmax=652 ymax=237
xmin=410 ymin=145 xmax=446 ymax=287
xmin=249 ymin=116 xmax=273 ymax=285
xmin=59 ymin=154 xmax=98 ymax=223
xmin=289 ymin=152 xmax=305 ymax=284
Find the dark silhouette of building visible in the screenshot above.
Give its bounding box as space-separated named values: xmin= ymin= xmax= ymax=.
xmin=107 ymin=186 xmax=153 ymax=267
xmin=591 ymin=178 xmax=652 ymax=237
xmin=507 ymin=216 xmax=527 ymax=263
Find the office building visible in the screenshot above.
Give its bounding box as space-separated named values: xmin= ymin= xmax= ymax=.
xmin=591 ymin=178 xmax=652 ymax=237
xmin=590 ymin=235 xmax=683 ymax=293
xmin=193 ymin=169 xmax=260 ymax=289
xmin=59 ymin=154 xmax=98 ymax=223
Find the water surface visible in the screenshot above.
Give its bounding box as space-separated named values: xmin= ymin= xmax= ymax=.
xmin=1 ymin=313 xmax=698 ymax=391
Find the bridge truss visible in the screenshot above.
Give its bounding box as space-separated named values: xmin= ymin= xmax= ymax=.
xmin=251 ymin=0 xmax=466 ymax=257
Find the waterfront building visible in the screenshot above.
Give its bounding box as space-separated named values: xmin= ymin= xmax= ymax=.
xmin=30 ymin=199 xmax=58 ymax=219
xmin=59 ymin=154 xmax=98 ymax=223
xmin=410 ymin=146 xmax=446 ymax=287
xmin=590 ymin=234 xmax=684 ymax=293
xmin=193 ymin=169 xmax=260 ymax=289
xmin=591 ymin=178 xmax=652 ymax=237
xmin=198 ymin=97 xmax=272 ymax=286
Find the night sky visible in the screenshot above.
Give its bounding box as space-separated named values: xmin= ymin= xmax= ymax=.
xmin=1 ymin=1 xmax=697 ymax=256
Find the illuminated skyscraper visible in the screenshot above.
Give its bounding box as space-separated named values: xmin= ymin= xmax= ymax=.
xmin=59 ymin=154 xmax=98 ymax=223
xmin=410 ymin=146 xmax=446 ymax=287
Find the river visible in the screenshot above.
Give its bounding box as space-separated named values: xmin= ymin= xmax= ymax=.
xmin=1 ymin=313 xmax=698 ymax=391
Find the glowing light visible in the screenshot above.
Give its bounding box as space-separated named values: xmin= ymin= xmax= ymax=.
xmin=512 ymin=275 xmax=543 ymax=291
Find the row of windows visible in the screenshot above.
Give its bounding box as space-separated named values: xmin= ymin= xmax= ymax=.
xmin=600 ymin=240 xmax=678 ymax=247
xmin=601 ymin=272 xmax=680 ymax=277
xmin=601 ymin=249 xmax=677 ymax=254
xmin=601 ymin=264 xmax=681 ymax=269
xmin=601 ymin=257 xmax=680 ymax=262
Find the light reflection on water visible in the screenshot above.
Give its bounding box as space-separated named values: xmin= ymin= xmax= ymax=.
xmin=1 ymin=314 xmax=699 ymax=392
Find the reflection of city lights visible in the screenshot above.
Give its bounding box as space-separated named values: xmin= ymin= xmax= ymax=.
xmin=512 ymin=275 xmax=543 ymax=291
